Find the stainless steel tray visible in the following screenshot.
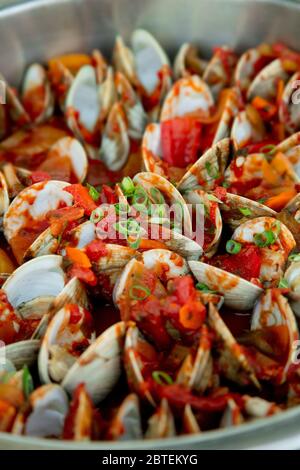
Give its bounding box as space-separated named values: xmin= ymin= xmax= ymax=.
xmin=0 ymin=0 xmax=300 ymax=450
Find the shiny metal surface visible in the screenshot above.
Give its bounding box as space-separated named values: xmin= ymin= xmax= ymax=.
xmin=0 ymin=0 xmax=300 ymax=449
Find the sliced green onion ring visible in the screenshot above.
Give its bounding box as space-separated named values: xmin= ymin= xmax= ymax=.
xmin=86 ymin=183 xmax=100 ymax=201
xmin=22 ymin=365 xmax=34 ymax=399
xmin=195 ymin=282 xmax=217 ymax=294
xmin=150 ymin=187 xmax=165 ymax=204
xmin=152 ymin=370 xmax=173 ymax=385
xmin=289 ymin=253 xmax=300 ymax=262
xmin=254 ymin=230 xmax=276 ymax=247
xmin=129 ymin=284 xmax=151 ymax=301
xmin=238 ymin=207 xmax=252 ymax=216
xmin=121 ymin=176 xmax=135 ymax=196
xmin=114 ymin=203 xmax=129 ymax=216
xmin=90 ymin=207 xmax=104 ymax=224
xmin=278 ymin=278 xmax=289 ymax=288
xmin=226 ymin=239 xmax=242 ymax=254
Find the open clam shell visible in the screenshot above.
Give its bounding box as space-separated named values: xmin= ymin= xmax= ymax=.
xmin=38 ymin=304 xmax=95 ymax=385
xmin=251 ymin=289 xmax=299 ymax=382
xmin=0 ymin=73 xmax=30 ymax=127
xmin=108 ymin=393 xmax=143 ymax=441
xmin=23 ymin=227 xmax=59 ymax=261
xmin=0 ymin=170 xmax=9 ymax=217
xmin=183 ymin=189 xmax=222 ymax=257
xmin=213 ymin=87 xmax=240 ymax=144
xmin=231 ymin=110 xmax=265 ymax=148
xmin=160 ymin=75 xmax=214 ymax=122
xmin=133 ymin=171 xmax=193 ymax=237
xmin=177 ymin=138 xmax=233 ymax=193
xmin=208 ymin=303 xmax=259 ymax=388
xmin=221 ymin=193 xmax=276 ymax=229
xmin=173 ymin=43 xmax=207 ymax=79
xmin=62 ymin=322 xmax=126 ymax=404
xmin=99 ymin=102 xmax=130 ymax=171
xmin=247 ymin=59 xmax=289 ymax=102
xmin=274 ymin=132 xmax=300 ymax=178
xmin=21 ymin=63 xmax=54 ymax=123
xmin=140 ymin=248 xmax=189 ymax=281
xmin=279 ymin=72 xmax=300 ymax=134
xmin=203 ymin=46 xmax=237 ymax=99
xmin=220 ymin=399 xmax=243 ymax=428
xmin=3 ymin=180 xmax=72 ymax=263
xmin=182 ymin=404 xmax=201 ymax=434
xmin=5 ymin=339 xmax=40 ymax=370
xmin=234 ymin=47 xmax=271 ymax=95
xmin=145 ymin=399 xmax=176 ymax=439
xmin=284 ymin=261 xmax=300 ymax=316
xmin=243 ymin=395 xmax=280 ymax=418
xmin=25 ymin=384 xmax=69 ymax=438
xmin=189 ymin=260 xmax=262 ymax=310
xmin=123 ymin=324 xmax=156 ymax=406
xmin=65 ymin=65 xmax=100 ymax=143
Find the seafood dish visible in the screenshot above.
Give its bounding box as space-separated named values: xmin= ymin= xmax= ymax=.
xmin=1 ymin=30 xmax=300 ymax=442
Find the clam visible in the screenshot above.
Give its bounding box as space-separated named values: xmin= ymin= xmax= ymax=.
xmin=21 ymin=63 xmax=54 ymax=123
xmin=38 ymin=304 xmax=95 ymax=384
xmin=140 ymin=248 xmax=189 ymax=281
xmin=188 ymin=260 xmax=262 ymax=310
xmin=62 ymin=322 xmax=126 ymax=404
xmin=182 ymin=404 xmax=201 ymax=434
xmin=48 ymin=59 xmax=74 ymax=111
xmin=38 ymin=136 xmax=88 ymax=183
xmin=63 ymin=383 xmax=102 ymax=440
xmin=251 ymin=289 xmax=299 ymax=382
xmin=25 ymin=384 xmax=69 ymax=437
xmin=0 ymin=170 xmax=9 ymax=217
xmin=177 ymin=138 xmax=233 ymax=193
xmin=160 ymin=75 xmax=214 ymax=122
xmin=176 ymin=324 xmax=213 ymax=394
xmin=5 ymin=340 xmax=40 ymax=370
xmin=115 ymin=72 xmax=148 ymax=140
xmin=234 ymin=47 xmax=272 ymax=95
xmin=173 ymin=43 xmax=207 ymax=79
xmin=279 ymin=72 xmax=300 ymax=134
xmin=221 ymin=193 xmax=276 ymax=230
xmin=285 ymin=261 xmax=300 ymax=316
xmin=183 ymin=189 xmax=222 ymax=257
xmin=98 ymin=66 xmax=117 ymax=122
xmin=243 ymin=395 xmax=280 ymax=418
xmin=274 ymin=132 xmax=300 ymax=178
xmin=23 ymin=227 xmax=59 ymax=261
xmin=99 ymin=102 xmax=130 ymax=171
xmin=2 ymin=163 xmax=24 ymax=198
xmin=145 ymin=399 xmax=176 ymax=438
xmin=0 ymin=73 xmax=30 ymax=127
xmin=247 ymin=59 xmax=289 ymax=102
xmin=108 ymin=393 xmax=143 ymax=441
xmin=203 ymin=46 xmax=237 ymax=99
xmin=141 ymin=123 xmax=166 ymax=177
xmin=3 ymin=180 xmax=72 ymax=263
xmin=65 ymin=65 xmax=100 ymax=144
xmin=213 ymin=87 xmax=240 ymax=144
xmin=231 ymin=110 xmax=265 ymax=148
xmin=220 ymin=399 xmax=243 ymax=427
xmin=123 ymin=324 xmax=156 ymax=406
xmin=208 ymin=303 xmax=259 ymax=388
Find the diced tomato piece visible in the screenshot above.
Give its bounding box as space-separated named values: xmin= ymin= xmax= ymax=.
xmin=172 ymin=276 xmax=195 ymax=305
xmin=214 ymin=186 xmax=227 ymax=202
xmin=68 ymin=304 xmax=82 ymax=324
xmin=29 ymin=171 xmax=51 ymax=184
xmin=85 ymin=239 xmax=108 ymax=262
xmin=161 ymin=117 xmax=202 ymax=168
xmin=209 ymin=245 xmax=262 ymax=281
xmin=64 ymin=184 xmax=97 ymax=216
xmin=99 ymin=184 xmax=117 ymax=204
xmin=68 ymin=264 xmax=97 ymax=286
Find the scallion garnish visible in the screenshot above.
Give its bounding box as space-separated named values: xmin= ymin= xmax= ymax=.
xmin=289 ymin=253 xmax=300 ymax=262
xmin=86 ymin=183 xmax=100 ymax=201
xmin=238 ymin=207 xmax=252 ymax=216
xmin=22 ymin=365 xmax=34 ymax=399
xmin=205 ymin=162 xmax=220 ymax=179
xmin=129 ymin=284 xmax=151 ymax=301
xmin=254 ymin=230 xmax=276 ymax=247
xmin=90 ymin=207 xmax=104 ymax=224
xmin=195 ymin=282 xmax=217 ymax=294
xmin=226 ymin=239 xmax=242 ymax=254
xmin=152 ymin=370 xmax=173 ymax=385
xmin=278 ymin=278 xmax=289 ymax=288
xmin=121 ymin=176 xmax=135 ymax=196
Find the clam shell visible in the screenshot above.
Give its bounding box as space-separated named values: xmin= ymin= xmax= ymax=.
xmin=23 ymin=227 xmax=59 ymax=261
xmin=279 ymin=72 xmax=300 ymax=134
xmin=99 ymin=66 xmax=117 ymax=122
xmin=243 ymin=395 xmax=280 ymax=418
xmin=221 ymin=193 xmax=276 ymax=229
xmin=182 ymin=404 xmax=201 ymax=434
xmin=113 ymin=36 xmax=136 ymax=86
xmin=177 ymin=138 xmax=233 ymax=193
xmin=213 ymin=87 xmax=240 ymax=144
xmin=5 ymin=339 xmax=40 ymax=370
xmin=0 ymin=171 xmax=9 ymax=217
xmin=160 ymin=75 xmax=214 ymax=122
xmin=285 ymin=261 xmax=300 ymax=316
xmin=0 ymin=73 xmax=30 ymax=126
xmin=173 ymin=43 xmax=207 ymax=79
xmin=203 ymin=46 xmax=237 ymax=98
xmin=145 ymin=399 xmax=176 ymax=439
xmin=62 ymin=322 xmax=126 ymax=404
xmin=109 ymin=393 xmax=142 ymax=441
xmin=140 ymin=248 xmax=189 ymax=281
xmin=99 ymin=102 xmax=130 ymax=171
xmin=46 ymin=136 xmax=88 ymax=183
xmin=234 ymin=48 xmax=270 ymax=95
xmin=21 ymin=63 xmax=54 ymax=123
xmin=220 ymin=399 xmax=243 ymax=428
xmin=25 ymin=384 xmax=69 ymax=437
xmin=189 ymin=260 xmax=262 ymax=310
xmin=231 ymin=110 xmax=265 ymax=148
xmin=247 ymin=59 xmax=289 ymax=102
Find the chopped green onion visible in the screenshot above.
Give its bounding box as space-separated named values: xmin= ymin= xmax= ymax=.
xmin=127 ymin=236 xmax=141 ymax=250
xmin=278 ymin=278 xmax=289 ymax=288
xmin=22 ymin=365 xmax=34 ymax=399
xmin=152 ymin=370 xmax=173 ymax=385
xmin=222 ymin=181 xmax=230 ymax=188
xmin=254 ymin=230 xmax=276 ymax=247
xmin=207 ymin=194 xmax=222 ymax=203
xmin=132 ymin=186 xmax=148 ymax=205
xmin=238 ymin=207 xmax=252 ymax=216
xmin=121 ymin=176 xmax=135 ymax=196
xmin=86 ymin=183 xmax=100 ymax=201
xmin=150 ymin=187 xmax=165 ymax=204
xmin=261 ymin=144 xmax=276 ymax=155
xmin=226 ymin=239 xmax=242 ymax=254
xmin=289 ymin=253 xmax=300 ymax=262
xmin=114 ymin=203 xmax=129 ymax=216
xmin=195 ymin=282 xmax=217 ymax=294
xmin=129 ymin=284 xmax=151 ymax=301
xmin=90 ymin=207 xmax=104 ymax=224
xmin=205 ymin=162 xmax=220 ymax=179
xmin=272 ymin=220 xmax=281 ymax=236
xmin=257 ymin=198 xmax=267 ymax=204
xmin=127 ymin=218 xmax=141 ymax=235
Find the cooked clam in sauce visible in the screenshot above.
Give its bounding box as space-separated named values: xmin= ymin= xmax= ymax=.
xmin=1 ymin=32 xmax=300 ymax=441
